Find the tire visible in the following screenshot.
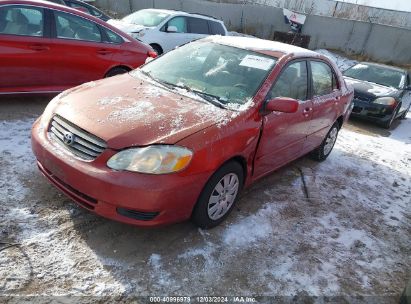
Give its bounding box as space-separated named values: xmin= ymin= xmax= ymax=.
xmin=150 ymin=44 xmax=163 ymax=55
xmin=382 ymin=106 xmax=399 ymax=129
xmin=191 ymin=161 xmax=244 ymax=229
xmin=310 ymin=123 xmax=339 ymax=162
xmin=105 ymin=67 xmax=129 ymax=78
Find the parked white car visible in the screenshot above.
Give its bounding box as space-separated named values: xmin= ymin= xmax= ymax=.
xmin=107 ymin=9 xmax=227 ymax=54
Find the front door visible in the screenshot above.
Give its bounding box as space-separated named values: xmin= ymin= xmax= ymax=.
xmin=157 ymin=16 xmax=195 ymax=52
xmin=0 ymin=5 xmax=52 ymax=93
xmin=254 ymin=60 xmax=313 ymax=178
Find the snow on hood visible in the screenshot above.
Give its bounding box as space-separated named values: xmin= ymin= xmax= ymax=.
xmin=344 ymin=77 xmax=399 ymax=98
xmin=107 ymin=19 xmax=147 ymax=34
xmin=51 ymin=74 xmax=239 ymax=149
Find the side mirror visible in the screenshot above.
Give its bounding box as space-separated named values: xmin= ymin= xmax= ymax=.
xmin=166 ymin=25 xmax=178 ymax=33
xmin=265 ymin=97 xmax=299 ymax=113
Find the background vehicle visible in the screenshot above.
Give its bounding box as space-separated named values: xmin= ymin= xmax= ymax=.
xmin=108 ymin=9 xmax=228 ymax=55
xmin=343 ymin=62 xmax=411 ymax=128
xmin=47 ymin=0 xmax=111 ymax=21
xmin=32 ymin=36 xmax=353 ymax=228
xmin=0 ymin=0 xmax=156 ymax=95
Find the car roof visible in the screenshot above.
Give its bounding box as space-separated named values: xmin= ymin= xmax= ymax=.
xmin=139 ymin=8 xmax=222 ymax=23
xmin=204 ymin=35 xmax=319 ymax=58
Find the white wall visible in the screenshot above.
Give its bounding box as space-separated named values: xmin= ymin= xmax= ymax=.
xmin=337 ymin=0 xmax=411 ymax=13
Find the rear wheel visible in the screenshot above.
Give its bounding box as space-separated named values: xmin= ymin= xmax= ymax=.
xmin=310 ymin=123 xmax=339 ymax=161
xmin=191 ymin=161 xmax=244 ymax=229
xmin=105 ymin=67 xmax=129 ymax=78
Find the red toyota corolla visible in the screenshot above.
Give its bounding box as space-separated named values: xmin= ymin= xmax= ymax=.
xmin=31 ymin=36 xmax=354 ymax=228
xmin=0 ymin=0 xmax=156 ymax=94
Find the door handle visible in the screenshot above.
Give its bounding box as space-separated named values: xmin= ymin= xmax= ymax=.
xmin=29 ymin=44 xmax=49 ymax=51
xmin=97 ymin=49 xmax=112 ymax=55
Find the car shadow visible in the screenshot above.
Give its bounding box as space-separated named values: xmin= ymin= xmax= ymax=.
xmin=346 ymin=116 xmax=402 ymax=137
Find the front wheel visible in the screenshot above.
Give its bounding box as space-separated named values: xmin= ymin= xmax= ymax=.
xmin=400 ymin=104 xmax=410 ymax=120
xmin=310 ymin=123 xmax=339 ymax=161
xmin=191 ymin=161 xmax=244 ymax=229
xmin=383 ymin=106 xmax=399 ymax=129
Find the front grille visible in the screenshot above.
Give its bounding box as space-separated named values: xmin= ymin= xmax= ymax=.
xmin=117 ymin=208 xmax=159 ymax=221
xmin=49 ymin=115 xmax=107 ymax=161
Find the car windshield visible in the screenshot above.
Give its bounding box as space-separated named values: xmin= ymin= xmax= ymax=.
xmin=122 ymin=10 xmax=169 ymax=27
xmin=134 ymin=41 xmax=277 ymax=107
xmin=343 ymin=64 xmax=404 ymax=89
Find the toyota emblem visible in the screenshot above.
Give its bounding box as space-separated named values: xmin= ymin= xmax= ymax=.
xmin=63 ymin=131 xmax=75 ymax=146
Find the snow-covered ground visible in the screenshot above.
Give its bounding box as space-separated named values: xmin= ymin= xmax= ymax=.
xmin=0 ymin=104 xmax=410 ymax=302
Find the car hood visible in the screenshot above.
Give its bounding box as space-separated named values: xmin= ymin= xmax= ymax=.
xmin=107 ymin=19 xmax=148 ymax=34
xmin=344 ymin=77 xmax=400 ymax=100
xmin=52 ymin=73 xmax=233 ymax=149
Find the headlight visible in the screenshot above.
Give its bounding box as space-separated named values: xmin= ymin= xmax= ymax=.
xmin=107 ymin=145 xmax=193 ymax=174
xmin=374 ymin=97 xmax=396 ymax=106
xmin=132 ymin=31 xmax=145 ymax=38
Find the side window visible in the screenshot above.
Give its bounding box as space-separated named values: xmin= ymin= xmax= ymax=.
xmin=188 ymin=17 xmax=209 ymax=34
xmin=104 ymin=28 xmax=123 ymax=44
xmin=49 ymin=0 xmax=66 ymax=4
xmin=54 ymin=11 xmax=101 ymax=42
xmin=268 ymin=61 xmax=308 ymax=101
xmin=167 ymin=16 xmax=187 ymax=33
xmin=209 ymin=21 xmax=225 ymax=35
xmin=67 ymin=3 xmax=92 ymax=15
xmin=0 ymin=6 xmax=44 ymax=37
xmin=311 ymin=61 xmax=335 ymax=96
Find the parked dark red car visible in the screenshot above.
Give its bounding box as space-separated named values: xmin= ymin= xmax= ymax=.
xmin=0 ymin=0 xmax=156 ymax=94
xmin=32 ymin=36 xmax=354 ymax=228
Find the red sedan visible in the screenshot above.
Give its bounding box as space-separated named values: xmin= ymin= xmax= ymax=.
xmin=32 ymin=36 xmax=354 ymax=228
xmin=0 ymin=0 xmax=156 ymax=94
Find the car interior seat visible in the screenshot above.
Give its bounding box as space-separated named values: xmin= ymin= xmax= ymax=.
xmin=3 ymin=9 xmax=29 ymax=35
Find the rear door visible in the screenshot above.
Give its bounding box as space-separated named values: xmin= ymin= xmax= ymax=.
xmin=48 ymin=9 xmax=117 ymax=89
xmin=0 ymin=5 xmax=52 ymax=92
xmin=304 ymin=60 xmax=341 ymax=151
xmin=254 ymin=60 xmax=313 ymax=178
xmin=187 ymin=17 xmax=210 ymax=40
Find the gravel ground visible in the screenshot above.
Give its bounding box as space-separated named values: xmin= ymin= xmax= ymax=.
xmin=0 ymin=94 xmax=410 ymax=303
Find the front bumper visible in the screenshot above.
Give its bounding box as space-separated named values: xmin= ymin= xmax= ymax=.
xmin=31 ymin=118 xmax=209 ymax=227
xmin=350 ymin=99 xmax=396 ymax=123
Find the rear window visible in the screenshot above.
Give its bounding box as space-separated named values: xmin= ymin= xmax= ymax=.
xmin=54 ymin=11 xmax=101 ymax=42
xmin=104 ymin=28 xmax=123 ymax=44
xmin=188 ymin=17 xmax=209 ymax=34
xmin=209 ymin=21 xmax=225 ymax=35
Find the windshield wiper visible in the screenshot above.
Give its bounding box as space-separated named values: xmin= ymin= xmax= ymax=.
xmin=173 ymin=83 xmax=227 ymax=109
xmin=138 ymin=72 xmax=227 ymax=109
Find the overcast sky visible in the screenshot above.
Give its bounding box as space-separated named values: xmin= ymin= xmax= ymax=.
xmin=338 ymin=0 xmax=411 ymax=12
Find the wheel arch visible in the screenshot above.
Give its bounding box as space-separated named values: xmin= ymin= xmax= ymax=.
xmin=104 ymin=65 xmax=133 ymax=78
